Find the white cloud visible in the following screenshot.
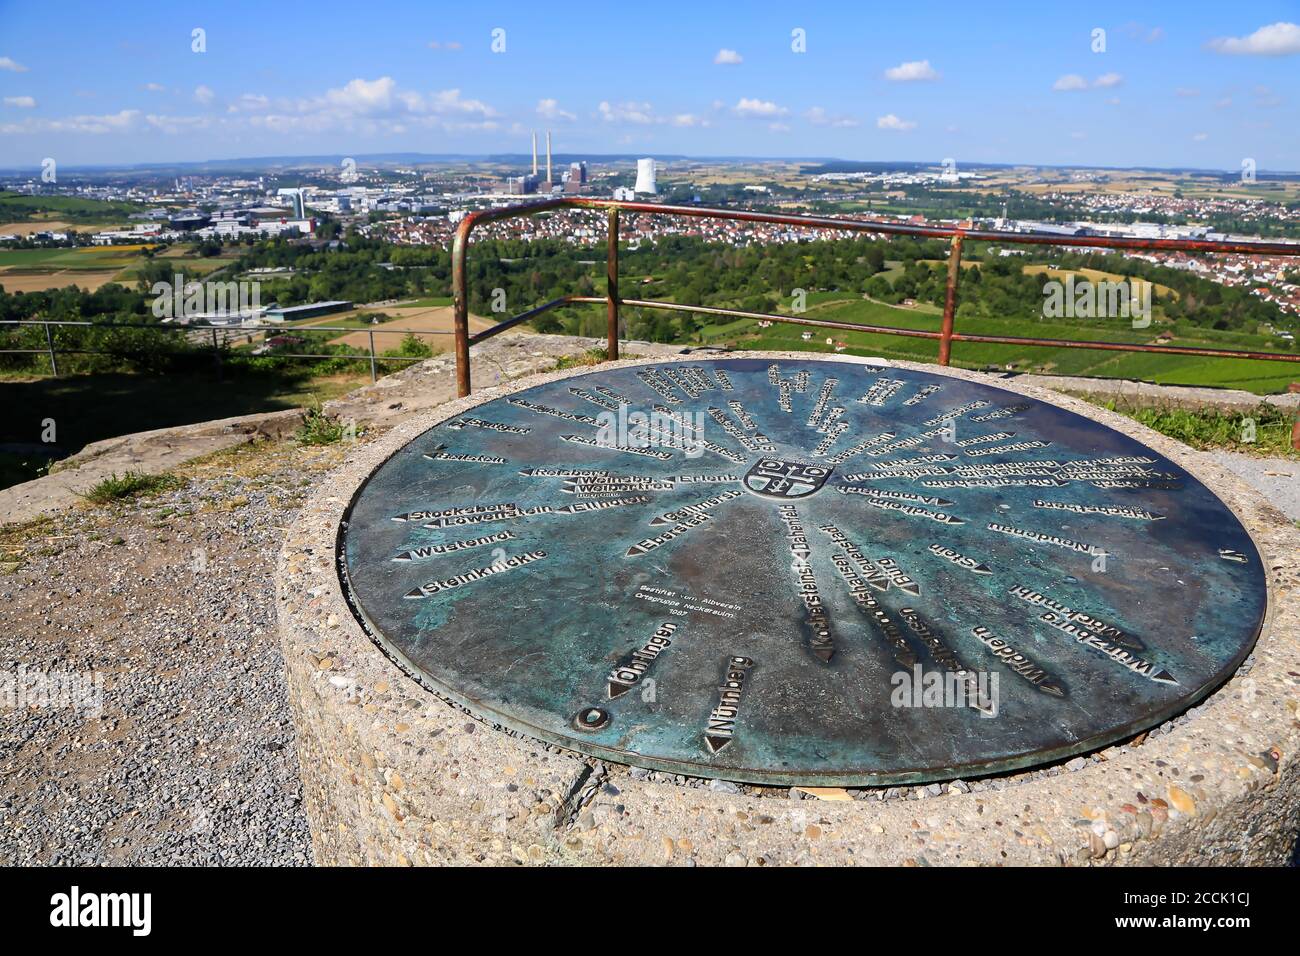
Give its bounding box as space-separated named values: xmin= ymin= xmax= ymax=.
xmin=597 ymin=100 xmax=655 ymax=124
xmin=141 ymin=82 xmax=165 ymax=93
xmin=671 ymin=113 xmax=709 ymax=127
xmin=1052 ymin=74 xmax=1089 ymax=91
xmin=1093 ymin=72 xmax=1124 ymax=88
xmin=1192 ymin=132 xmax=1208 ymax=141
xmin=1207 ymin=21 xmax=1300 ymax=56
xmin=1 ymin=109 xmax=141 ymax=135
xmin=3 ymin=96 xmax=36 ymax=108
xmin=1174 ymin=87 xmax=1200 ymax=97
xmin=876 ymin=113 xmax=916 ymax=131
xmin=2 ymin=77 xmax=504 ymax=139
xmin=885 ymin=59 xmax=939 ymax=82
xmin=733 ymin=97 xmax=788 ymax=118
xmin=0 ymin=56 xmax=28 ymax=73
xmin=805 ymin=106 xmax=860 ymax=128
xmin=427 ymin=40 xmax=462 ymax=51
xmin=536 ymin=98 xmax=576 ymax=121
xmin=714 ymin=48 xmax=743 ymax=65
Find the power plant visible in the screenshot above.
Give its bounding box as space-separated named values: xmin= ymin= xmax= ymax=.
xmin=635 ymin=157 xmax=656 ymax=195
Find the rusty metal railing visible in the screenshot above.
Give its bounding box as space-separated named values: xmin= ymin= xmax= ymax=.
xmin=450 ymin=197 xmax=1300 ymax=398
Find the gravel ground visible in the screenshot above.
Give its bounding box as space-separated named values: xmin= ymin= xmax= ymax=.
xmin=0 ymin=426 xmax=1293 ymax=865
xmin=0 ymin=438 xmax=354 ymax=865
xmin=1203 ymin=450 xmax=1300 ymax=522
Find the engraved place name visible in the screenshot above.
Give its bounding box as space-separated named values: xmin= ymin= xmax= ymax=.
xmin=1039 ymin=612 xmax=1177 ymax=685
xmin=923 ymin=401 xmax=990 ymax=426
xmin=850 ymin=467 xmax=952 ymax=481
xmin=506 ymin=397 xmax=601 ymax=426
xmin=568 ymin=387 xmax=621 ymax=411
xmin=561 ymin=434 xmax=674 ymax=461
xmin=971 ymin=626 xmax=1064 ymax=697
xmin=837 ymin=485 xmax=954 ymax=507
xmin=825 ymin=431 xmax=897 ymax=465
xmin=626 ymin=511 xmax=713 ymax=556
xmin=877 ymin=557 xmax=921 ymax=595
xmin=403 ymin=550 xmax=547 ymax=598
xmin=899 ymin=608 xmax=993 ymax=715
xmin=924 ymin=477 xmax=1069 ymax=489
xmin=707 ymin=406 xmax=776 ymax=453
xmin=593 ymin=383 xmax=636 ymax=406
xmin=806 ymin=379 xmax=839 ymax=427
xmin=779 ymin=504 xmax=835 ymax=662
xmin=664 ymin=367 xmax=701 ymax=399
xmin=777 ymin=380 xmax=793 ymax=412
xmin=714 ymin=369 xmax=734 ymax=391
xmin=392 ymin=503 xmax=516 ymax=523
xmin=970 ymin=403 xmax=1030 ymax=422
xmin=704 ymin=656 xmax=754 ymax=754
xmin=423 ymin=448 xmax=508 ymax=464
xmin=520 ymin=468 xmax=613 ymax=478
xmin=607 ymin=622 xmax=678 ymax=698
xmin=1033 ymin=500 xmax=1166 ymax=521
xmin=793 ymin=369 xmax=810 ymax=393
xmin=866 ymin=428 xmax=946 ymax=457
xmin=393 ymin=530 xmax=516 ymax=562
xmin=669 ymin=473 xmax=740 ymax=483
xmin=422 ymin=505 xmax=555 ymax=528
xmin=862 ymin=454 xmax=957 ymax=472
xmin=812 ymin=422 xmax=848 ymax=457
xmin=650 ymin=488 xmax=743 ymax=525
xmin=868 ymin=498 xmax=965 ymax=525
xmin=767 ymin=363 xmax=781 ymax=385
xmin=817 ymin=523 xmax=889 ymax=592
xmin=987 ymin=523 xmax=1099 ymax=555
xmin=828 ymin=553 xmax=918 ymax=667
xmin=552 ymin=496 xmax=651 ymax=515
xmin=651 ymin=408 xmax=746 ymax=463
xmin=447 ymin=417 xmax=531 ymax=435
xmin=727 ymin=400 xmax=758 ymax=430
xmin=902 ymin=384 xmax=942 ymax=406
xmin=1007 ymin=585 xmax=1144 ymax=650
xmin=635 ymin=368 xmax=682 ymax=404
xmin=857 ymin=378 xmax=904 ymax=406
xmin=955 ymin=431 xmax=1015 ymax=448
xmin=815 ymin=406 xmax=846 ymax=433
xmin=562 ymin=476 xmax=675 ymax=495
xmin=964 ymin=440 xmax=1052 ymax=458
xmin=928 ymin=543 xmax=992 ymax=575
xmin=832 ymin=486 xmax=956 ymax=509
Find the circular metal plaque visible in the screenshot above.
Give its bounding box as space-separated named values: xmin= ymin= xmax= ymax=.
xmin=337 ymin=358 xmax=1266 ymax=786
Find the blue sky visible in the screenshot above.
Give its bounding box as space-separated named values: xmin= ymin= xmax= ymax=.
xmin=1 ymin=0 xmax=1298 ymax=170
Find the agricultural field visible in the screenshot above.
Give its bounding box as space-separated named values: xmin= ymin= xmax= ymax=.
xmin=0 ymin=243 xmax=235 ymax=293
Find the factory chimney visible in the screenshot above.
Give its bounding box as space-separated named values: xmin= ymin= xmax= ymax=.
xmin=546 ymin=131 xmax=553 ymax=185
xmin=531 ymin=132 xmax=538 ymax=176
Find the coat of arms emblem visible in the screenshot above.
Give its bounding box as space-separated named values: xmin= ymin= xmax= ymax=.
xmin=743 ymin=459 xmax=832 ymax=500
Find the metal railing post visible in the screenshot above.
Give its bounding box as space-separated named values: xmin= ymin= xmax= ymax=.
xmin=43 ymin=321 xmax=59 ymax=376
xmin=606 ymin=208 xmax=620 ymax=361
xmin=937 ymin=234 xmax=964 ymax=366
xmin=451 ymin=220 xmax=472 ymax=397
xmin=368 ymin=330 xmax=378 ymax=383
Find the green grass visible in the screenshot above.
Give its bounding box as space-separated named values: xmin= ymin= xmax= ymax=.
xmin=724 ymin=297 xmax=1300 ymax=394
xmin=555 ymin=347 xmax=609 ymax=370
xmin=1102 ymin=402 xmax=1298 ymax=458
xmin=80 ymin=470 xmax=183 ymax=504
xmin=294 ymin=405 xmax=350 ymax=445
